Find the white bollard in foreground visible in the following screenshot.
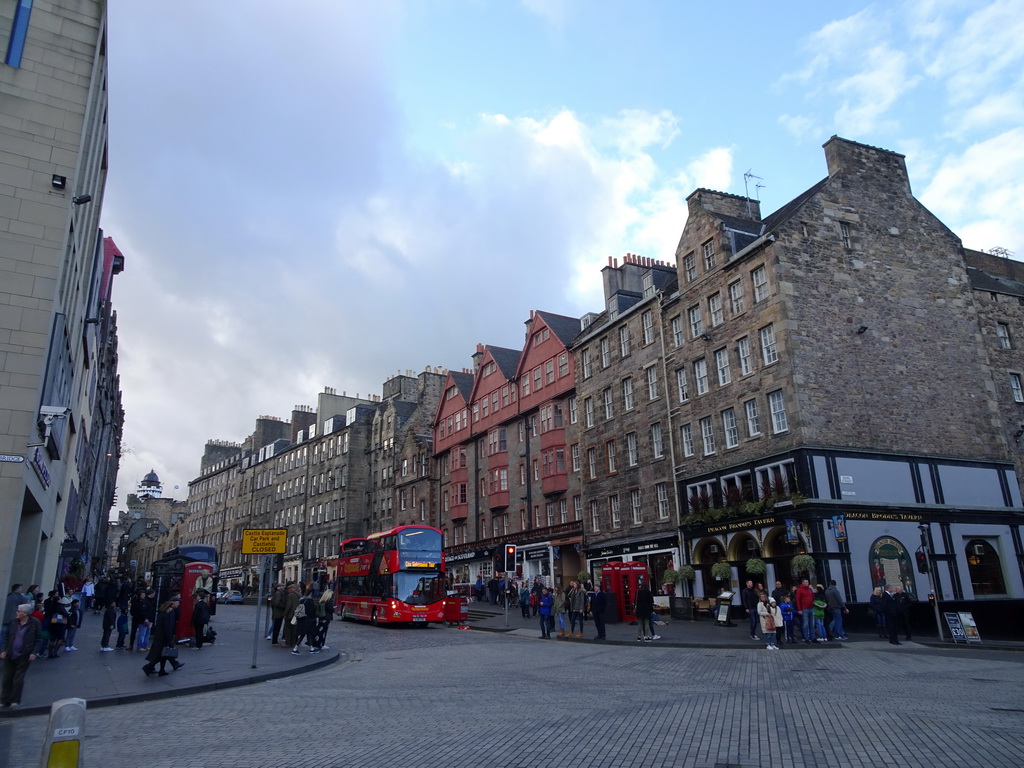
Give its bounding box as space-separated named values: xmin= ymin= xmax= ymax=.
xmin=39 ymin=697 xmax=85 ymax=768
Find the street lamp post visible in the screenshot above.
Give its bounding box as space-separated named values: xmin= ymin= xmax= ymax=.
xmin=918 ymin=523 xmax=945 ymax=642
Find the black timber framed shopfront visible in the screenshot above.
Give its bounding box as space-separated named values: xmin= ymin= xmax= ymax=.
xmin=679 ymin=448 xmax=1024 ymax=632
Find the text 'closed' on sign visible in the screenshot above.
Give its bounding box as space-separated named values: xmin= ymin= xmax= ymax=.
xmin=241 ymin=528 xmax=287 ymax=554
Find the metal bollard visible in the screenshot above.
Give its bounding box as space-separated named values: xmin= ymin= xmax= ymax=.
xmin=39 ymin=697 xmax=85 ymax=768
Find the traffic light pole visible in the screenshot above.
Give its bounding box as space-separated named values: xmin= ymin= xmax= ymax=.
xmin=918 ymin=523 xmax=945 ymax=642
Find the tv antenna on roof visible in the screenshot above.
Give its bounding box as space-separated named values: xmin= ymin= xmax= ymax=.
xmin=743 ymin=170 xmax=764 ymax=218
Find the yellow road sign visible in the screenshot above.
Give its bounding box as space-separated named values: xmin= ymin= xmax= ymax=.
xmin=241 ymin=528 xmax=287 ymax=554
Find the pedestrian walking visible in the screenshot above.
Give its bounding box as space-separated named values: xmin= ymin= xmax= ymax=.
xmin=824 ymin=579 xmax=849 ymax=640
xmin=192 ymin=594 xmax=211 ymax=649
xmin=894 ymin=585 xmax=914 ymax=641
xmin=314 ymin=589 xmax=334 ymax=650
xmin=100 ymin=601 xmax=116 ymax=651
xmin=1 ymin=584 xmax=23 ymax=649
xmin=64 ymin=598 xmax=83 ymax=652
xmin=552 ymin=585 xmax=567 ymax=638
xmin=590 ymin=584 xmax=607 ymax=641
xmin=43 ymin=596 xmax=70 ymax=658
xmin=282 ymin=584 xmax=300 ymax=648
xmin=635 ymin=580 xmax=656 ymax=642
xmin=537 ymin=588 xmax=554 ymax=638
xmin=567 ymin=581 xmax=587 ymax=638
xmin=143 ymin=596 xmax=184 ymax=676
xmin=291 ymin=588 xmax=316 ymax=655
xmin=1 ymin=603 xmax=41 ymax=709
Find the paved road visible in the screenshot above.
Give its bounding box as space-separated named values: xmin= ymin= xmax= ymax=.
xmin=3 ymin=611 xmax=1023 ymax=768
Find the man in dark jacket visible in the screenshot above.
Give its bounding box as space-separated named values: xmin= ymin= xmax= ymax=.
xmin=740 ymin=580 xmax=760 ymax=640
xmin=1 ymin=603 xmax=41 ymax=709
xmin=882 ymin=586 xmax=901 ymax=645
xmin=269 ymin=584 xmax=287 ymax=645
xmin=1 ymin=584 xmax=23 ymax=648
xmin=590 ymin=584 xmax=608 ymax=641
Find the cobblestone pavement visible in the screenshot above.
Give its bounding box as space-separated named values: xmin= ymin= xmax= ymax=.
xmin=2 ymin=620 xmax=1023 ymax=768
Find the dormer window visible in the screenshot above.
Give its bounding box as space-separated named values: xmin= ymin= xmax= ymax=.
xmin=643 ymin=273 xmax=654 ymax=298
xmin=702 ymin=240 xmax=716 ymax=270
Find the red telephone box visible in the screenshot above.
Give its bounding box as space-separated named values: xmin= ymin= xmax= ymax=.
xmin=601 ymin=561 xmax=649 ymax=624
xmin=175 ymin=562 xmax=215 ymax=641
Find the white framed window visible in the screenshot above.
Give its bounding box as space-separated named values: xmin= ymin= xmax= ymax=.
xmin=738 ymin=336 xmax=753 ymax=376
xmin=768 ymin=390 xmax=789 ymax=433
xmin=760 ymin=324 xmax=779 ymax=365
xmin=626 ymin=432 xmax=638 ymax=466
xmin=622 ymin=377 xmax=634 ymax=411
xmin=700 ymin=416 xmax=716 ymax=456
xmin=558 ymin=353 xmax=568 ymax=377
xmin=715 ymin=348 xmax=731 ymax=386
xmin=651 ymin=422 xmax=664 ymax=458
xmin=728 ymin=280 xmax=745 ymax=315
xmin=646 ymin=366 xmax=659 ymax=400
xmin=569 ymin=396 xmax=578 ymax=424
xmin=630 ymin=489 xmax=642 ymax=524
xmin=676 ymin=367 xmax=689 ymax=403
xmin=603 ymin=387 xmax=614 ymax=419
xmin=681 ymin=423 xmax=694 ymax=457
xmin=756 ymin=459 xmax=795 ymax=498
xmin=581 ymin=348 xmax=592 ymax=379
xmin=702 ymin=239 xmax=715 ymax=270
xmin=708 ymin=293 xmax=724 ymax=327
xmin=619 ymin=325 xmax=631 ymax=357
xmin=573 ymin=495 xmax=582 ymax=521
xmin=722 ymin=408 xmax=739 ymax=449
xmin=1011 ymin=373 xmax=1024 ymax=403
xmin=643 ymin=273 xmax=655 ymax=298
xmin=672 ymin=316 xmax=684 ymax=347
xmin=997 ymin=323 xmax=1012 ymax=349
xmin=606 ymin=440 xmax=617 ymax=473
xmin=571 ymin=443 xmax=581 ymax=472
xmin=744 ymin=399 xmax=761 ymax=437
xmin=683 ymin=252 xmax=696 ymax=282
xmin=584 ymin=397 xmax=594 ymax=428
xmin=587 ymin=448 xmax=597 ymax=479
xmin=688 ymin=305 xmax=703 ymax=339
xmin=694 ymin=358 xmax=709 ymax=395
xmin=752 ymin=265 xmax=769 ymax=302
xmin=656 ymin=483 xmax=670 ymax=520
xmin=642 ymin=310 xmax=655 ymax=345
xmin=609 ymin=495 xmax=621 ymax=529
xmin=559 ymin=498 xmax=568 ymax=524
xmin=600 ymin=336 xmax=610 ymax=368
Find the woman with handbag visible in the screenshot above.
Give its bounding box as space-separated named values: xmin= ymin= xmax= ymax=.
xmin=757 ymin=595 xmax=783 ymax=650
xmin=143 ymin=595 xmax=184 ymax=677
xmin=43 ymin=596 xmax=69 ymax=658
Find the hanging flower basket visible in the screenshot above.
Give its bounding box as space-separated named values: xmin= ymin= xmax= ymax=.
xmin=677 ymin=565 xmax=696 ymax=582
xmin=711 ymin=562 xmax=733 ymax=581
xmin=791 ymin=554 xmax=816 ymax=575
xmin=744 ymin=557 xmax=767 ymax=576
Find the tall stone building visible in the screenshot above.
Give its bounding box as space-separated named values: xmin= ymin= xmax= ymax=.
xmin=1 ymin=1 xmax=123 ymax=598
xmin=573 ymin=254 xmax=681 ymax=583
xmin=668 ymin=137 xmax=1023 ymax=625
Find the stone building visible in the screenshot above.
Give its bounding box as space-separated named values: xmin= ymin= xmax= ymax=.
xmin=573 ymin=254 xmax=682 ymax=585
xmin=0 ymin=2 xmax=123 ymax=599
xmin=667 ymin=137 xmax=1023 ymax=627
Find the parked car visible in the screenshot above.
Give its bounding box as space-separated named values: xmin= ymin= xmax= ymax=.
xmin=218 ymin=589 xmax=244 ymax=605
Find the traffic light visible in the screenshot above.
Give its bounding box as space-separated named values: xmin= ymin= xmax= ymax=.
xmin=273 ymin=553 xmax=284 ymax=572
xmin=503 ymin=544 xmax=517 ymax=573
xmin=915 ymin=550 xmax=928 ymax=574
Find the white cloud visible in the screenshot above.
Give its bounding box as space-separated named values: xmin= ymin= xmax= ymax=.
xmin=920 ymin=128 xmax=1024 ymax=254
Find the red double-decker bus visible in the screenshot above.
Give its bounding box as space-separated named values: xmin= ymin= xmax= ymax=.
xmin=334 ymin=525 xmax=446 ymax=625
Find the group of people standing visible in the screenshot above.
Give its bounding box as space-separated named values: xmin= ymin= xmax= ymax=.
xmin=266 ymin=582 xmax=334 ymax=655
xmin=741 ymin=578 xmax=852 ymax=649
xmin=870 ymin=584 xmax=915 ymax=645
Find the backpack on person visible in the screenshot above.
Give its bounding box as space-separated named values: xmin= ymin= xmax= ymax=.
xmin=293 ymin=600 xmax=306 ymax=620
xmin=314 ymin=600 xmax=326 ymax=619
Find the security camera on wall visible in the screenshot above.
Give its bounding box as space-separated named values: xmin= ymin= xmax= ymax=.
xmin=39 ymin=405 xmax=70 ymax=417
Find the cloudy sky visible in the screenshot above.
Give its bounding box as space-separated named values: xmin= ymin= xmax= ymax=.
xmin=102 ymin=0 xmax=1024 ymax=507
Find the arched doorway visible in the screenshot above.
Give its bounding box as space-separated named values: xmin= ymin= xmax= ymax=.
xmin=762 ymin=526 xmax=803 ymax=593
xmin=692 ymin=537 xmax=725 ymax=597
xmin=965 ymin=539 xmax=1006 ymax=596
